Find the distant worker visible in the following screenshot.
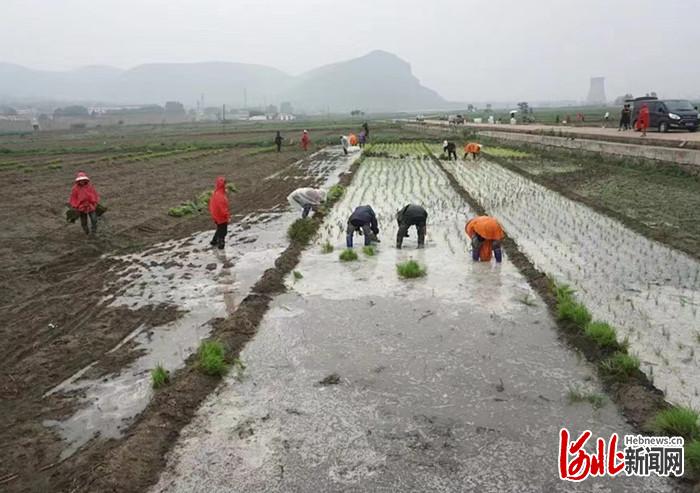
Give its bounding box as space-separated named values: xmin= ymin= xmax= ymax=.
xmin=287 ymin=187 xmax=326 ymax=218
xmin=603 ymin=111 xmax=610 ymax=127
xmin=555 ymin=115 xmax=560 ymax=124
xmin=464 ymin=142 xmax=482 ymax=160
xmin=488 ymin=115 xmax=495 ymax=124
xmin=618 ymin=104 xmax=631 ymax=131
xmin=442 ymin=140 xmax=449 ymax=154
xmin=340 ymin=135 xmax=349 ymax=155
xmin=68 ymin=171 xmax=100 ymax=236
xmin=465 ymin=216 xmax=504 ymax=263
xmin=509 ymin=111 xmax=517 ymax=125
xmin=274 ymin=131 xmax=283 ymax=152
xmin=346 ymin=205 xmax=380 ymax=247
xmin=301 ymin=130 xmax=311 ymax=151
xmin=396 ymin=204 xmax=427 ymax=249
xmin=349 ymin=133 xmax=358 ymax=146
xmin=359 ymin=130 xmax=367 ymax=148
xmin=209 ymin=176 xmax=231 ymax=250
xmin=636 ymin=103 xmax=650 ymax=137
xmin=446 ymin=141 xmax=457 ymax=160
xmin=362 ymin=121 xmax=369 ymax=139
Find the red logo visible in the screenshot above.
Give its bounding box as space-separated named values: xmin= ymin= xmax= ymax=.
xmin=558 ymin=428 xmax=625 ymax=481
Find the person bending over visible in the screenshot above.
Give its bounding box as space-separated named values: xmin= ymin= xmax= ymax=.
xmin=396 ymin=204 xmax=427 ymax=249
xmin=346 ymin=205 xmax=380 ymax=247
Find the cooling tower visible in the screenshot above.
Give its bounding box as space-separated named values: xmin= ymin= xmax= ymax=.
xmin=586 ymin=77 xmax=607 ymax=105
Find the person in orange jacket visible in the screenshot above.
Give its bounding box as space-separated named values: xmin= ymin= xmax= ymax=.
xmin=209 ymin=176 xmax=231 ymax=249
xmin=463 ymin=142 xmax=482 ymax=160
xmin=301 ymin=130 xmax=311 ymax=151
xmin=636 ymin=104 xmax=650 ymax=137
xmin=465 ymin=216 xmax=504 ymax=262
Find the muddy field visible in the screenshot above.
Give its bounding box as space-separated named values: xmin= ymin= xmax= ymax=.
xmin=0 ymin=122 xmax=413 ymax=492
xmin=1 ymin=124 xmax=698 ymax=491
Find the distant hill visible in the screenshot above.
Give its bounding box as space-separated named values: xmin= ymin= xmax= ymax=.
xmin=0 ymin=51 xmax=448 ymax=113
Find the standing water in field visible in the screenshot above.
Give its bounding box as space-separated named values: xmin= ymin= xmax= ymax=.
xmin=441 ymin=156 xmax=700 ymax=408
xmin=43 ymin=147 xmax=359 ymax=459
xmin=152 ymin=148 xmax=670 ymax=492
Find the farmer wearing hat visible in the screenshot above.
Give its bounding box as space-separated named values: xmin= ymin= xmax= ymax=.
xmin=464 ymin=142 xmax=482 ymax=160
xmin=287 ymin=187 xmax=327 ymax=218
xmin=301 ymin=130 xmax=310 ymax=151
xmin=68 ymin=171 xmax=100 ymax=235
xmin=465 ymin=216 xmax=505 ymax=262
xmin=209 ymin=176 xmax=231 ymax=250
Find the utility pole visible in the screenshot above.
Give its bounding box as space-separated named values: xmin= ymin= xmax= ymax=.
xmin=222 ymin=104 xmax=226 ymax=122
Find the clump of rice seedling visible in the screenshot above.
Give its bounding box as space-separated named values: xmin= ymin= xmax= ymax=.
xmin=685 ymin=440 xmax=700 ymax=477
xmin=321 ymin=241 xmax=334 ymax=253
xmin=567 ymin=386 xmax=606 ymax=409
xmin=396 ymin=259 xmax=426 ymax=279
xmin=557 ymin=296 xmax=592 ymax=327
xmin=339 ymin=249 xmax=358 ymax=262
xmin=650 ymin=406 xmax=700 ymax=439
xmin=151 ymin=364 xmax=169 ymax=389
xmin=287 ymin=218 xmax=317 ymax=245
xmin=326 ymin=184 xmax=345 ymax=203
xmin=362 ymin=245 xmax=376 ymax=256
xmin=47 ymin=163 xmax=63 ymax=170
xmin=584 ymin=321 xmax=618 ymax=349
xmin=197 ymin=340 xmax=228 ymax=377
xmin=293 ymin=270 xmax=303 ymax=280
xmin=600 ymin=351 xmax=640 ymax=378
xmin=517 ymin=293 xmax=537 ymax=306
xmin=233 ymin=357 xmax=247 ymax=381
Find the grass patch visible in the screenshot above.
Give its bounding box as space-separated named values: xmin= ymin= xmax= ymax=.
xmin=482 ymin=146 xmax=531 ymax=159
xmin=293 ymin=270 xmax=303 ymax=280
xmin=566 ymin=386 xmax=606 ymax=409
xmin=151 ymin=364 xmax=169 ymax=389
xmin=197 ymin=340 xmax=228 ymax=377
xmin=326 ymin=184 xmax=345 ymax=203
xmin=396 ymin=259 xmax=427 ymax=278
xmin=650 ymin=406 xmax=700 ymax=439
xmin=584 ymin=321 xmax=618 ymax=349
xmin=287 ymin=218 xmax=316 ymax=245
xmin=685 ymin=440 xmax=700 ymax=477
xmin=321 ymin=241 xmax=334 ymax=253
xmin=339 ymin=249 xmax=358 ymax=261
xmin=600 ymin=351 xmax=640 ymax=378
xmin=555 ymin=286 xmax=592 ymax=327
xmin=362 ymin=245 xmax=376 ymax=256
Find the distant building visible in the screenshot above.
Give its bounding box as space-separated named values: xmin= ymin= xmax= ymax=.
xmin=587 ymin=77 xmax=607 ymax=105
xmin=278 ymin=113 xmax=296 ymax=121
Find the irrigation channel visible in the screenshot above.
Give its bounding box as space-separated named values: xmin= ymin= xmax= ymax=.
xmin=152 ymin=145 xmax=672 ymax=492
xmin=42 ymin=147 xmax=358 ymax=460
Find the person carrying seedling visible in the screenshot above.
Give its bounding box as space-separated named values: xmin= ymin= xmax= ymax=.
xmin=301 ymin=130 xmax=310 ymax=151
xmin=68 ymin=171 xmax=100 ymax=235
xmin=396 ymin=204 xmax=428 ymax=249
xmin=464 ymin=142 xmax=482 ymax=160
xmin=340 ymin=135 xmax=349 ymax=155
xmin=209 ymin=176 xmax=231 ymax=250
xmin=287 ymin=187 xmax=327 ymax=218
xmin=346 ymin=205 xmax=380 ymax=248
xmin=465 ymin=215 xmax=504 ymax=263
xmin=274 ymin=131 xmax=283 ymax=152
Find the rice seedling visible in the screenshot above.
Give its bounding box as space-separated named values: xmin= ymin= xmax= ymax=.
xmin=339 ymin=249 xmax=358 ymax=262
xmin=362 ymin=245 xmax=376 ymax=256
xmin=649 ymin=406 xmax=700 ymax=439
xmin=685 ymin=440 xmax=700 ymax=477
xmin=516 ymin=293 xmax=537 ymax=307
xmin=321 ymin=241 xmax=334 ymax=253
xmin=151 ymin=364 xmax=169 ymax=389
xmin=584 ymin=321 xmax=618 ymax=349
xmin=287 ymin=218 xmax=316 ymax=245
xmin=233 ymin=357 xmax=247 ymax=381
xmin=557 ymin=297 xmax=592 ymax=327
xmin=396 ymin=259 xmax=427 ymax=279
xmin=326 ymin=184 xmax=345 ymax=203
xmin=197 ymin=340 xmax=228 ymax=377
xmin=293 ymin=270 xmax=303 ymax=280
xmin=599 ymin=352 xmax=640 ymax=379
xmin=566 ymin=386 xmax=606 ymax=409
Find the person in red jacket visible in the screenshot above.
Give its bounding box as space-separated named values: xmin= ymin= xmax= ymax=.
xmin=301 ymin=130 xmax=310 ymax=151
xmin=636 ymin=103 xmax=650 ymax=137
xmin=69 ymin=171 xmax=100 ymax=235
xmin=208 ymin=176 xmax=231 ymax=249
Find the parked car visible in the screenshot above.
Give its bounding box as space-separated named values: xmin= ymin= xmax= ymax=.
xmin=415 ymin=114 xmax=425 ymax=122
xmin=448 ymin=114 xmax=465 ymax=124
xmin=631 ymin=97 xmax=699 ymax=132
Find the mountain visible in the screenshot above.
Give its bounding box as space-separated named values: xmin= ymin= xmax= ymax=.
xmin=0 ymin=51 xmax=448 ymax=112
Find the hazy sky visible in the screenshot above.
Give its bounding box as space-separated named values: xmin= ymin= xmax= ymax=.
xmin=2 ymin=0 xmax=699 ymax=102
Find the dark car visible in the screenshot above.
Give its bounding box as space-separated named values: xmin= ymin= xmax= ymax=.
xmin=631 ymin=97 xmax=699 ymax=132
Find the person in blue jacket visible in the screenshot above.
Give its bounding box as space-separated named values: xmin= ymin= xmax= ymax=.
xmin=346 ymin=205 xmax=380 ymax=247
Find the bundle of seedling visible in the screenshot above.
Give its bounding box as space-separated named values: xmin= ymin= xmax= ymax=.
xmin=168 ymin=183 xmax=237 ymax=217
xmin=65 ymin=203 xmax=108 ymax=223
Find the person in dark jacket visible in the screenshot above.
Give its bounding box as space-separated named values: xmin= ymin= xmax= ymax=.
xmin=274 ymin=131 xmax=283 ymax=152
xmin=618 ymin=104 xmax=631 ymax=131
xmin=396 ymin=204 xmax=427 ymax=249
xmin=346 ymin=205 xmax=380 ymax=247
xmin=446 ymin=141 xmax=457 ymax=160
xmin=362 ymin=121 xmax=369 ymax=139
